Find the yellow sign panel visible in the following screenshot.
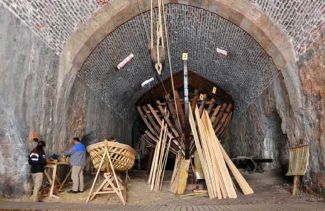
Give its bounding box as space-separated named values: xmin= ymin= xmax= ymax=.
xmin=199 ymin=94 xmax=206 ymax=101
xmin=182 ymin=53 xmax=188 ymax=61
xmin=212 ymin=86 xmax=217 ymax=94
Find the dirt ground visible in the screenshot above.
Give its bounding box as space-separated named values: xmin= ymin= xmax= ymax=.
xmin=0 ymin=169 xmax=324 ymax=210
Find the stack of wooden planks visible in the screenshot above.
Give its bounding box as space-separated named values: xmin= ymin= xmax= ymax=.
xmin=189 ymin=106 xmax=254 ymax=199
xmin=147 ymin=121 xmax=171 ymax=191
xmin=138 ymin=94 xmax=234 ymax=156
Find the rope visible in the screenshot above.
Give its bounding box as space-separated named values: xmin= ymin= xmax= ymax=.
xmin=155 ymin=0 xmax=164 ymax=74
xmin=150 ymin=0 xmax=153 ymax=50
xmin=149 ymin=1 xmax=182 ymax=134
xmin=161 ymin=0 xmax=182 ymax=131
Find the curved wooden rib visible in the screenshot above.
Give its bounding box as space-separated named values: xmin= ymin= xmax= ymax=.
xmin=138 ymin=96 xmax=233 ymax=156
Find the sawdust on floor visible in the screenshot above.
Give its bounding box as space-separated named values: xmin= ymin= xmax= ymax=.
xmin=0 ymin=170 xmax=323 ymax=206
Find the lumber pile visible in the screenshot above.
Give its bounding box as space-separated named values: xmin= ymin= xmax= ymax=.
xmin=147 ymin=121 xmax=171 ymax=191
xmin=138 ymin=89 xmax=253 ymax=199
xmin=138 ymin=95 xmax=233 ymax=156
xmin=189 ymin=106 xmax=254 ymax=199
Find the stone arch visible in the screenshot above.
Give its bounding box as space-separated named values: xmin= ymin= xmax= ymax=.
xmin=55 ymin=0 xmax=303 ymax=144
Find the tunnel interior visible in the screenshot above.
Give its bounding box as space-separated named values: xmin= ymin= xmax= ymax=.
xmin=67 ymin=4 xmax=287 ymax=173
xmin=0 ymin=0 xmax=324 ymax=202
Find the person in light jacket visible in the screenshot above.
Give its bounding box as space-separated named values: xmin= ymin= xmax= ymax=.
xmin=64 ymin=137 xmax=86 ymax=193
xmin=28 ymin=140 xmax=47 ymax=202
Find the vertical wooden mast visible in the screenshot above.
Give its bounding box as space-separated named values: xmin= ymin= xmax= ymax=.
xmin=182 ymin=53 xmax=190 ymax=158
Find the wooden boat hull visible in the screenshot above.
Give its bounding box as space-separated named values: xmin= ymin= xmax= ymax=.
xmin=87 ymin=140 xmax=136 ymax=172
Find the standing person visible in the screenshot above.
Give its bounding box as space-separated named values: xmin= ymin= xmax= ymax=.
xmin=64 ymin=137 xmax=86 ymax=193
xmin=28 ymin=140 xmax=47 ymax=202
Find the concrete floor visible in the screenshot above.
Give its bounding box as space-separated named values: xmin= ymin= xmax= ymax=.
xmin=0 ymin=170 xmax=324 ymax=210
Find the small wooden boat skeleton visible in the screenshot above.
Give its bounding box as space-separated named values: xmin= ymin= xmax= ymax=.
xmin=86 ymin=140 xmax=136 ymax=204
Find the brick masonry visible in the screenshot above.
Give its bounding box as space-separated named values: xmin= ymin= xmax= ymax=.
xmin=0 ymin=0 xmax=324 ymax=56
xmin=0 ymin=0 xmax=324 ymax=197
xmin=78 ymin=4 xmax=279 ymax=116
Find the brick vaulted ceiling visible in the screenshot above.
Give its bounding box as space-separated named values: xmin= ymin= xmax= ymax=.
xmin=1 ymin=0 xmax=324 ymax=55
xmin=78 ymin=4 xmax=278 ymax=115
xmin=0 ymin=0 xmax=324 ymax=116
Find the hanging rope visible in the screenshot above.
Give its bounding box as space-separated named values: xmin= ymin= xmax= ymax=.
xmin=155 ymin=0 xmax=162 ymax=74
xmin=149 ymin=1 xmax=182 ymax=132
xmin=150 ymin=0 xmax=154 ymax=50
xmin=161 ymin=0 xmax=182 ymax=132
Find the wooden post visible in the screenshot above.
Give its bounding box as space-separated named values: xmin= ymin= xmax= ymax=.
xmin=292 ymin=175 xmax=299 ymax=196
xmin=182 ymin=52 xmax=190 ymax=159
xmin=86 ymin=152 xmax=107 ymax=203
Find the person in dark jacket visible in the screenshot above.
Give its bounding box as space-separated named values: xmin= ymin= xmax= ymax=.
xmin=28 ymin=140 xmax=47 ymax=202
xmin=64 ymin=137 xmax=86 ymax=193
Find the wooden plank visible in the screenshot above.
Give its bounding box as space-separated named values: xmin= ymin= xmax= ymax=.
xmin=219 ymin=142 xmax=254 ymax=195
xmin=152 ymin=124 xmax=168 ymax=191
xmin=210 ymin=105 xmax=221 ymax=122
xmin=214 ymin=104 xmax=232 ymax=133
xmin=170 ymin=152 xmax=182 ymax=193
xmin=144 ymin=130 xmax=178 ymax=155
xmin=218 ymin=111 xmax=233 ymax=137
xmin=212 ymin=103 xmax=228 ymax=129
xmin=189 ymin=106 xmax=215 ymax=199
xmin=138 ymin=106 xmax=159 ymax=138
xmin=206 ymin=98 xmax=216 ymax=115
xmin=176 ymin=159 xmax=190 ymax=195
xmin=156 ymin=100 xmax=180 ymax=138
xmin=198 ymin=100 xmax=206 ymax=116
xmin=147 ymin=146 xmax=155 ymax=174
xmin=142 ymin=134 xmax=156 ymax=147
xmin=160 ymin=137 xmax=171 ymax=190
xmin=292 ymin=175 xmax=299 ymax=196
xmin=190 ymin=89 xmax=199 ymax=111
xmin=214 ymin=112 xmax=229 ymax=134
xmin=147 ymin=104 xmax=163 ymax=125
xmin=165 ymin=94 xmax=183 ymax=134
xmin=148 ymin=122 xmax=165 ymax=186
xmin=146 ymin=109 xmax=181 ymax=152
xmin=145 ymin=130 xmax=158 ymax=142
xmin=147 ymin=104 xmax=176 ymax=141
xmin=86 ymin=151 xmax=107 ymax=203
xmin=202 ymin=111 xmax=237 ymax=198
xmin=143 ymin=106 xmax=161 ymax=134
xmin=174 ymin=90 xmax=185 ymax=128
xmin=201 ymin=112 xmax=228 ymax=198
xmin=195 ymin=106 xmax=222 ymax=199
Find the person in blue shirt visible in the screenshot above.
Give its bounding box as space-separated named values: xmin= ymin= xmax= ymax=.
xmin=64 ymin=137 xmax=86 ymax=193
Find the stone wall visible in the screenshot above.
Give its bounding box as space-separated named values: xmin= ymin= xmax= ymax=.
xmin=225 ymin=76 xmax=290 ymax=170
xmin=225 ymin=34 xmax=325 ymax=195
xmin=0 ymin=4 xmax=59 ymax=197
xmin=298 ymin=35 xmax=325 ymax=195
xmin=0 ymin=4 xmax=132 ymax=197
